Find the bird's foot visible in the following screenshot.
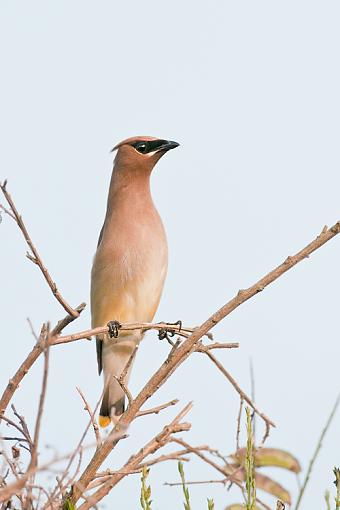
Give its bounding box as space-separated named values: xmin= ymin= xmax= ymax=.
xmin=158 ymin=320 xmax=182 ymax=345
xmin=107 ymin=320 xmax=122 ymax=338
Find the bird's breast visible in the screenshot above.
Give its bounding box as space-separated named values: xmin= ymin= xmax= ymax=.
xmin=91 ymin=212 xmax=168 ymax=328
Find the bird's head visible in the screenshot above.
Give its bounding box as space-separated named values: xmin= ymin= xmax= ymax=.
xmin=111 ymin=136 xmax=179 ymax=174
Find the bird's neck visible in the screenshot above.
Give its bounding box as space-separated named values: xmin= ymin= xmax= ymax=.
xmin=106 ymin=166 xmax=153 ymax=217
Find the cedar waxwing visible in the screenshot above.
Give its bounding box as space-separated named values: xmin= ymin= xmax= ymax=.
xmin=91 ymin=136 xmax=179 ymax=427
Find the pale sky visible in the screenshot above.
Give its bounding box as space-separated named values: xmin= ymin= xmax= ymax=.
xmin=1 ymin=1 xmax=340 ymax=509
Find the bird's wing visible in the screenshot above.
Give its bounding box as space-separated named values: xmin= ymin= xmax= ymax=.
xmin=95 ymin=222 xmax=105 ymax=375
xmin=97 ymin=223 xmax=104 ymax=248
xmin=96 ymin=336 xmax=103 ymax=375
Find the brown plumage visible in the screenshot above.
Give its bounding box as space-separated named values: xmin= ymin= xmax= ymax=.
xmin=91 ymin=136 xmax=179 ymax=427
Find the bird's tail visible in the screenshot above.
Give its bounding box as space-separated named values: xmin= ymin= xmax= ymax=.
xmin=99 ymin=336 xmax=137 ymax=428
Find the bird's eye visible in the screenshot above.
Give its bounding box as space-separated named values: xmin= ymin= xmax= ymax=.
xmin=136 ymin=143 xmax=148 ymax=154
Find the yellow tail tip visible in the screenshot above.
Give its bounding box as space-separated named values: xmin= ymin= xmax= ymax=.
xmin=99 ymin=415 xmax=111 ymax=428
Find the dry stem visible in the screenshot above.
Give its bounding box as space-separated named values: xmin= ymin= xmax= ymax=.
xmin=136 ymin=399 xmax=179 ymax=418
xmin=53 ymin=321 xmax=202 ymax=345
xmin=204 ymin=351 xmax=274 ymax=428
xmin=76 ymin=403 xmax=193 ymax=510
xmin=0 ymin=180 xmax=78 ymax=318
xmin=76 ymin=387 xmax=101 ymax=449
xmin=0 ymin=303 xmax=85 ymax=417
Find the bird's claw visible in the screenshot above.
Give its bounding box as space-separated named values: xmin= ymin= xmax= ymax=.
xmin=158 ymin=320 xmax=182 ymax=344
xmin=107 ymin=320 xmax=121 ymax=338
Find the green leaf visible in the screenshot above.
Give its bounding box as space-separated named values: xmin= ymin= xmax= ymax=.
xmin=63 ymin=499 xmax=76 ymax=510
xmin=178 ymin=461 xmax=191 ymax=510
xmin=140 ymin=466 xmax=152 ymax=510
xmin=231 ymin=448 xmax=301 ymax=473
xmin=207 ymin=498 xmax=215 ymax=510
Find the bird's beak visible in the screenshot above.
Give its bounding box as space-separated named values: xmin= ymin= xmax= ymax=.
xmin=156 ymin=140 xmax=180 ymax=152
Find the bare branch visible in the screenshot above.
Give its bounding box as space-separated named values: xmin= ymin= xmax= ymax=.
xmin=259 ymin=421 xmax=271 ymax=448
xmin=0 ymin=332 xmax=51 ymax=503
xmin=138 ymin=452 xmax=190 ymax=468
xmin=76 ymin=403 xmax=193 ymax=510
xmin=172 ymin=437 xmax=242 ymax=484
xmin=0 ymin=201 xmax=16 ymax=220
xmin=236 ymin=398 xmax=244 ymax=451
xmin=171 ymin=438 xmax=273 ymax=510
xmin=0 ymin=181 xmax=79 ymax=317
xmin=204 ymin=351 xmax=274 ymax=428
xmin=195 ymin=342 xmax=239 ymax=352
xmin=165 ymin=478 xmax=228 ymax=487
xmin=76 ymin=387 xmax=101 ymax=449
xmin=119 ymin=345 xmax=139 ymax=384
xmin=46 ymin=391 xmax=105 ymax=505
xmin=25 ymin=326 xmax=50 ymax=504
xmin=30 ymin=325 xmax=50 ymax=470
xmin=53 ymin=321 xmax=198 ymax=346
xmin=136 ymin=399 xmax=179 ymax=418
xmin=0 ymin=303 xmax=85 ymax=417
xmin=113 ymin=376 xmax=133 ymax=407
xmin=0 ymin=414 xmax=32 ymax=448
xmin=71 ymin=222 xmax=340 ymax=503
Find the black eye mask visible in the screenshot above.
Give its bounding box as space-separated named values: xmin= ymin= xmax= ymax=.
xmin=131 ymin=139 xmax=170 ymax=154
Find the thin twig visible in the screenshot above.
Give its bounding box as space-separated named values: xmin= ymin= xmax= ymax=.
xmin=171 ymin=438 xmax=244 ymax=488
xmin=259 ymin=421 xmax=271 ymax=448
xmin=119 ymin=345 xmax=139 ymax=383
xmin=0 ymin=202 xmax=16 ymax=220
xmin=249 ymin=358 xmax=256 ymax=441
xmin=204 ymin=351 xmax=274 ymax=428
xmin=26 ymin=324 xmax=50 ymax=504
xmin=136 ymin=399 xmax=179 ymax=418
xmin=171 ymin=438 xmax=271 ymax=510
xmin=0 ymin=436 xmax=30 ymax=443
xmin=0 ymin=331 xmax=51 ymax=502
xmin=165 ymin=478 xmax=228 ymax=487
xmin=76 ymin=403 xmax=193 ymax=510
xmin=236 ymin=398 xmax=244 ymax=451
xmin=0 ymin=303 xmax=85 ymax=417
xmin=0 ymin=415 xmax=32 ymax=447
xmin=138 ymin=453 xmax=190 ymax=468
xmin=114 ymin=376 xmax=133 ymax=407
xmin=76 ymin=387 xmax=101 ymax=449
xmin=195 ymin=342 xmax=239 ymax=352
xmin=46 ymin=390 xmax=104 ymax=506
xmin=0 ymin=180 xmax=79 ymax=317
xmin=66 ymin=448 xmax=84 ymax=495
xmin=294 ymin=393 xmax=340 ymax=510
xmin=26 ymin=318 xmax=39 ymax=342
xmin=11 ymin=405 xmax=33 ymax=447
xmin=31 ymin=326 xmax=50 ymax=467
xmin=0 ymin=450 xmax=20 ymax=481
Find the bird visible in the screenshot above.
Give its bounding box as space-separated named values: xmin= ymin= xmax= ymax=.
xmin=91 ymin=136 xmax=179 ymax=427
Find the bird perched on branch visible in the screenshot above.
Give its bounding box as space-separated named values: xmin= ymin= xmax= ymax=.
xmin=91 ymin=136 xmax=179 ymax=427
